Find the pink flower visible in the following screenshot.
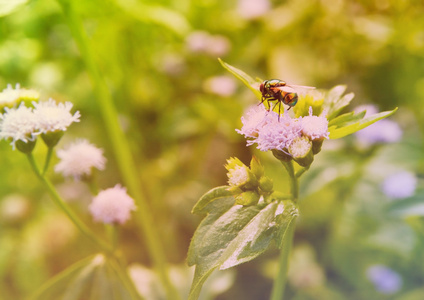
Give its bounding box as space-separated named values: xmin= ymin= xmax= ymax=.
xmin=55 ymin=139 xmax=106 ymax=180
xmin=301 ymin=107 xmax=329 ymax=140
xmin=89 ymin=185 xmax=136 ymax=225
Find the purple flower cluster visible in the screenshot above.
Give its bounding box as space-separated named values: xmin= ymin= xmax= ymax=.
xmin=236 ymin=105 xmax=329 ymax=154
xmin=366 ymin=265 xmax=402 ymax=294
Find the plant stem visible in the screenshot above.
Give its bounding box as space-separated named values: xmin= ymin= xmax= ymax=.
xmin=295 ymin=167 xmax=308 ymax=178
xmin=55 ymin=1 xmax=180 ymax=299
xmin=270 ymin=160 xmax=299 ymax=300
xmin=42 ymin=146 xmax=54 ymax=176
xmin=270 ymin=219 xmax=296 ymax=300
xmin=26 ymin=154 xmax=113 ymax=255
xmin=282 ymin=160 xmax=299 ymax=201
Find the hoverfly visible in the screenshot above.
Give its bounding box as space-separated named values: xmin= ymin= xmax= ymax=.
xmin=259 ymin=79 xmax=315 ymax=119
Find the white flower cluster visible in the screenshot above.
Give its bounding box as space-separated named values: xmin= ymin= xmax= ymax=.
xmin=0 ymin=83 xmax=40 ymax=107
xmin=55 ymin=139 xmax=106 ymax=180
xmin=0 ymin=99 xmax=80 ymax=149
xmin=237 ymin=105 xmax=329 ymax=154
xmin=89 ymin=185 xmax=136 ymax=225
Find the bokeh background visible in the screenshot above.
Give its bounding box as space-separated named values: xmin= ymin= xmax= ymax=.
xmin=1 ymin=0 xmax=424 ymax=299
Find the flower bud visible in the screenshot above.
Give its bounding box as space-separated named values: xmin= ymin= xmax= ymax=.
xmin=259 ymin=176 xmax=273 ymax=193
xmin=226 ymin=157 xmax=258 ymax=190
xmin=288 ymin=136 xmax=314 ymax=168
xmin=41 ymin=130 xmax=64 ymax=148
xmin=15 ymin=139 xmax=37 ymax=154
xmin=311 ymin=139 xmax=324 ymax=155
xmin=272 ymin=149 xmax=292 ymax=162
xmin=235 ymin=191 xmax=260 ymax=206
xmin=250 ymin=156 xmax=264 ymax=179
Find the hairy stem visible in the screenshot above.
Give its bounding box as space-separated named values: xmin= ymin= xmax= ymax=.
xmin=270 ymin=160 xmax=299 ymax=300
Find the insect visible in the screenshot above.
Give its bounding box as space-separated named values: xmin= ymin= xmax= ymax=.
xmin=259 ymin=79 xmax=315 ymax=118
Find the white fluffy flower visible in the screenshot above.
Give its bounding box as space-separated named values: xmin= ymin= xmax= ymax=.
xmin=0 ymin=83 xmax=40 ymax=106
xmin=33 ymin=98 xmax=80 ymax=133
xmin=0 ymin=103 xmax=39 ymax=149
xmin=55 ymin=139 xmax=106 ymax=179
xmin=301 ymin=107 xmax=329 ymax=140
xmin=228 ymin=165 xmax=250 ymax=186
xmin=382 ymin=171 xmax=417 ymax=199
xmin=89 ymin=185 xmax=136 ymax=225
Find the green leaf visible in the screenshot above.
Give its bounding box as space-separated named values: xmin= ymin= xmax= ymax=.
xmin=188 ymin=193 xmax=298 ymax=300
xmin=328 ymin=111 xmax=366 ymax=127
xmin=218 ymin=58 xmax=262 ymax=100
xmin=114 ymin=0 xmax=190 ymax=36
xmin=386 ymin=190 xmax=424 ymax=217
xmin=191 ymin=186 xmax=235 ymax=215
xmin=29 ymin=255 xmax=143 ymax=300
xmin=323 ymin=85 xmax=355 ymax=120
xmin=328 ymin=108 xmax=398 ymax=139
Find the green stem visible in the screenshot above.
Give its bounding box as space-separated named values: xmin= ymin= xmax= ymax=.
xmin=26 ymin=154 xmax=113 ymax=255
xmin=295 ymin=167 xmax=308 ymax=178
xmin=109 ymin=256 xmax=145 ymax=300
xmin=42 ymin=146 xmax=54 ymax=176
xmin=106 ymin=224 xmax=119 ymax=251
xmin=55 ymin=2 xmax=179 ymax=299
xmin=270 ymin=160 xmax=299 ymax=300
xmin=270 ymin=219 xmax=296 ymax=300
xmin=282 ymin=160 xmax=299 ymax=201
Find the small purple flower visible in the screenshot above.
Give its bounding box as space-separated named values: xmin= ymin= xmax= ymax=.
xmin=236 ymin=104 xmax=271 ymax=139
xmin=236 ymin=105 xmax=303 ymax=152
xmin=355 ymin=105 xmax=402 ymax=145
xmin=382 ymin=171 xmax=417 ymax=199
xmin=366 ymin=265 xmax=402 ymax=294
xmin=254 ymin=113 xmax=302 ymax=152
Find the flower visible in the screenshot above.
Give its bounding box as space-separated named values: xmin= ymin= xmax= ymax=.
xmin=0 ymin=103 xmax=39 ymax=149
xmin=185 ymin=31 xmax=231 ymax=56
xmin=237 ymin=105 xmax=303 ymax=152
xmin=237 ymin=0 xmax=270 ymax=20
xmin=355 ymin=105 xmax=402 ymax=145
xmin=206 ymin=35 xmax=231 ymax=56
xmin=366 ymin=265 xmax=402 ymax=294
xmin=288 ymin=136 xmax=314 ymax=167
xmin=227 ymin=165 xmax=250 ymax=187
xmin=253 ymin=112 xmax=302 ymax=152
xmin=0 ymin=83 xmax=40 ymax=107
xmin=55 ymin=139 xmax=106 ymax=179
xmin=381 ymin=171 xmax=417 ymax=199
xmin=356 ymin=119 xmax=402 ymax=145
xmin=204 ymin=76 xmax=237 ymax=97
xmin=236 ymin=105 xmax=270 ymax=139
xmin=33 ymin=98 xmax=80 ymax=133
xmin=186 ymin=31 xmax=211 ymax=53
xmin=89 ymin=185 xmax=136 ymax=224
xmin=301 ymin=107 xmax=329 ymax=140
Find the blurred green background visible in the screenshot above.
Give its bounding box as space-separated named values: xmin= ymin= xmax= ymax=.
xmin=1 ymin=0 xmax=424 ymax=299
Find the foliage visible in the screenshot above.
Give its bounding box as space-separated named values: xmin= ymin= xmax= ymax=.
xmin=0 ymin=0 xmax=423 ymax=299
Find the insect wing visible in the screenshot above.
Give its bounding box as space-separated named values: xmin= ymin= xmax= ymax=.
xmin=272 ymin=86 xmax=297 ymax=94
xmin=287 ymin=84 xmax=315 ymax=90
